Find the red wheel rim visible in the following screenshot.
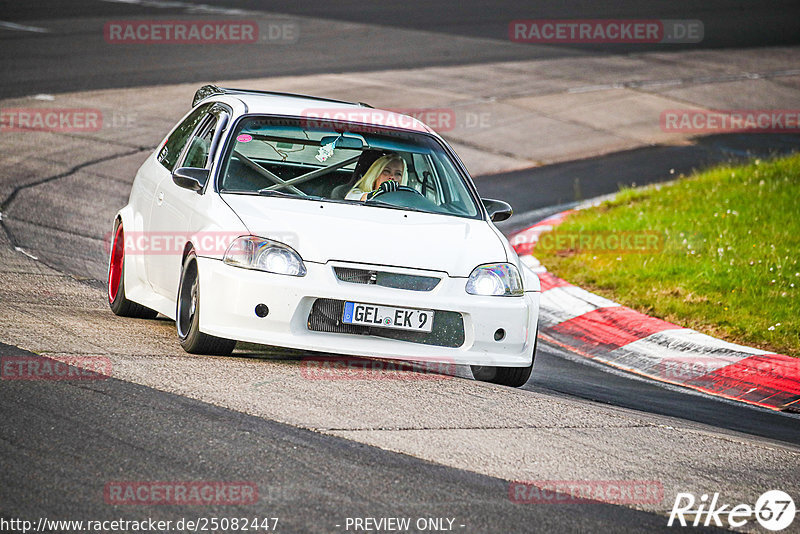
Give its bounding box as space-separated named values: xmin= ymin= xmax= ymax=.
xmin=108 ymin=224 xmax=124 ymax=303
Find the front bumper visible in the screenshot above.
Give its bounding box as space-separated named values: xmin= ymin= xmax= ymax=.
xmin=197 ymin=257 xmax=539 ymax=367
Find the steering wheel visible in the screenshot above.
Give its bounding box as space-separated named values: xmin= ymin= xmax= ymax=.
xmin=367 ymin=185 xmax=424 ymax=200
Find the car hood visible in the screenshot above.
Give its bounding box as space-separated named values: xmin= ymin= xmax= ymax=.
xmin=221 ymin=194 xmax=507 ymax=277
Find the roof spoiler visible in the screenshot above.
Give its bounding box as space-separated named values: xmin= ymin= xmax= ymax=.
xmin=192 ymin=84 xmax=373 ymax=109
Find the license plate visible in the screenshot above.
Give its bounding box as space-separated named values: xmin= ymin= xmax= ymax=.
xmin=342 ymin=301 xmax=434 ymax=332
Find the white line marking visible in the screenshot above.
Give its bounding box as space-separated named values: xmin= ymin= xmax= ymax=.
xmin=0 ymin=21 xmax=50 ymax=33
xmin=14 ymin=247 xmax=39 ymax=261
xmin=100 ymin=0 xmax=251 ymax=16
xmin=600 ymin=328 xmax=764 ymax=380
xmin=539 ymin=285 xmax=619 ymax=325
xmin=32 ymin=94 xmax=55 ymax=101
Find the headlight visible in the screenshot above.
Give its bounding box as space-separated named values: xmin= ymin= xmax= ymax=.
xmin=224 ymin=236 xmax=306 ymax=277
xmin=465 ymin=263 xmax=523 ymax=296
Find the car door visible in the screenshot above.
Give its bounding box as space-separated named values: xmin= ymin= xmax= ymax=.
xmin=147 ymin=104 xmax=225 ymax=298
xmin=142 ymin=103 xmax=212 ymax=290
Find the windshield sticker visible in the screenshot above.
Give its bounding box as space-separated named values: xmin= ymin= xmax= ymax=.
xmin=236 ymin=133 xmax=253 ymax=143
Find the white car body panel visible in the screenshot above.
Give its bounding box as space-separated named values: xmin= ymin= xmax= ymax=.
xmin=222 ymin=194 xmax=508 ymax=277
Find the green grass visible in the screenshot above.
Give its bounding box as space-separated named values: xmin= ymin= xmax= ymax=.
xmin=534 ymin=153 xmax=800 ymax=357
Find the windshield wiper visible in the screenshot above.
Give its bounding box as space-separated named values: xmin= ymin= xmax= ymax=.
xmin=362 ymin=199 xmax=429 ymax=214
xmin=256 ymin=189 xmax=294 ymax=197
xmin=257 ymin=189 xmax=326 ymax=202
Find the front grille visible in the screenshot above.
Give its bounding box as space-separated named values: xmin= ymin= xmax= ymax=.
xmin=307 ymin=298 xmax=464 ymax=348
xmin=333 ymin=267 xmax=440 ymax=292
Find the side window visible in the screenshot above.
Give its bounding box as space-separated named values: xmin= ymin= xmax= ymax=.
xmin=157 ymin=103 xmax=212 ymax=171
xmin=182 ymin=116 xmax=218 ymax=169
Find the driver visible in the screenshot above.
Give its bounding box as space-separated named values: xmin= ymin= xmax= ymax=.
xmin=345 ymin=154 xmax=408 ymax=201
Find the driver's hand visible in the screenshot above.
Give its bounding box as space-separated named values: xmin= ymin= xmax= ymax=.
xmin=367 ymin=180 xmax=398 ymax=200
xmin=379 ymin=180 xmax=398 ymax=194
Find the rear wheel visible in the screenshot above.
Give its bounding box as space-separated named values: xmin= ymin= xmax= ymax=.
xmin=108 ymin=221 xmax=158 ymax=319
xmin=471 ymin=328 xmax=537 ymax=387
xmin=176 ymin=250 xmax=236 ymax=355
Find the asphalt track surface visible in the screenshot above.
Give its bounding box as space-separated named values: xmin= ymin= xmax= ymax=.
xmin=1 ymin=0 xmax=799 ymax=97
xmin=2 ymin=1 xmax=800 ymax=532
xmin=1 ymin=343 xmax=717 ymax=534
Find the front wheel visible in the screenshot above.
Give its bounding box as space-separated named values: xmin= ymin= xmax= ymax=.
xmin=471 ymin=328 xmax=537 ymax=387
xmin=471 ymin=363 xmax=533 ymax=388
xmin=176 ymin=250 xmax=236 ymax=355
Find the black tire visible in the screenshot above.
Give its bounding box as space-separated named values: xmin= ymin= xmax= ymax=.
xmin=108 ymin=221 xmax=158 ymax=319
xmin=176 ymin=250 xmax=236 ymax=355
xmin=471 ymin=327 xmax=538 ymax=387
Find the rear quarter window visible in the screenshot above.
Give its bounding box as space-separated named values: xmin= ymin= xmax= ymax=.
xmin=157 ymin=103 xmax=212 ymax=171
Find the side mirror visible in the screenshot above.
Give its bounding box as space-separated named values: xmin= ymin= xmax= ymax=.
xmin=172 ymin=167 xmax=209 ymax=193
xmin=482 ymin=198 xmax=513 ymax=222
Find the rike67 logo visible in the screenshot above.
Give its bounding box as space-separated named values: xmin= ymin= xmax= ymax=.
xmin=668 ymin=490 xmax=795 ymax=531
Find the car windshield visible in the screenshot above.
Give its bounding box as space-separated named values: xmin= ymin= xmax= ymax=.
xmin=217 ymin=116 xmax=481 ymax=219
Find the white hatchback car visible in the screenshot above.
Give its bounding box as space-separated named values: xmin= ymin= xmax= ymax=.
xmin=109 ymin=86 xmax=540 ymax=386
